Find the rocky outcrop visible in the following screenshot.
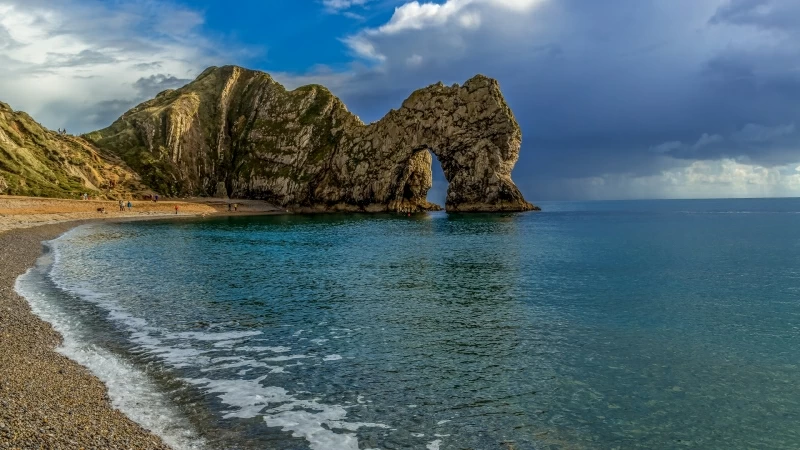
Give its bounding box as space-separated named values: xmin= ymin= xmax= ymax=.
xmin=87 ymin=66 xmax=537 ymax=212
xmin=0 ymin=102 xmax=147 ymax=198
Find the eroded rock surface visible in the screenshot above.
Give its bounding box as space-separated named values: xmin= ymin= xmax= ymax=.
xmin=88 ymin=66 xmax=537 ymax=212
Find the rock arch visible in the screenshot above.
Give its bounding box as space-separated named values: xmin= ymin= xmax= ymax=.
xmin=325 ymin=75 xmax=536 ymax=212
xmin=90 ymin=66 xmax=537 ymax=212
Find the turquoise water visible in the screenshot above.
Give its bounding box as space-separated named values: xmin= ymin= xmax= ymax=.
xmin=16 ymin=198 xmax=800 ymax=449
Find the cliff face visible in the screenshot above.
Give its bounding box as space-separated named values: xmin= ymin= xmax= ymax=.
xmin=87 ymin=65 xmax=536 ymax=212
xmin=0 ymin=102 xmax=146 ymax=198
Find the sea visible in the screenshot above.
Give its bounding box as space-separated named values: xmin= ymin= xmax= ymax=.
xmin=14 ymin=198 xmax=800 ymax=450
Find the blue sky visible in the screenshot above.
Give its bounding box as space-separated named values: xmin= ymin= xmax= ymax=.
xmin=190 ymin=0 xmax=371 ymax=72
xmin=2 ymin=0 xmax=800 ymax=201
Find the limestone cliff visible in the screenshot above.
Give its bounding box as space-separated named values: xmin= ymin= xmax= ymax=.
xmin=87 ymin=65 xmax=537 ymax=212
xmin=0 ymin=102 xmax=146 ymax=198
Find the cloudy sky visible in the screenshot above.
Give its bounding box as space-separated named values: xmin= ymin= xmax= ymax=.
xmin=2 ymin=0 xmax=800 ymax=201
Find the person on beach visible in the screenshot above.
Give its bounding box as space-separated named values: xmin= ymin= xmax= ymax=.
xmin=233 ymin=203 xmax=238 ymax=212
xmin=175 ymin=204 xmax=179 ymax=215
xmin=119 ymin=200 xmax=124 ymax=212
xmin=228 ymin=203 xmax=232 ymax=212
xmin=127 ymin=201 xmax=132 ymax=211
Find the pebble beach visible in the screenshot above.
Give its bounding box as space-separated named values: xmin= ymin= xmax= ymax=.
xmin=0 ymin=221 xmax=171 ymax=449
xmin=0 ymin=196 xmax=282 ymax=449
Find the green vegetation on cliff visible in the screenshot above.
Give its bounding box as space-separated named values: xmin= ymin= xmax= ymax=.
xmin=85 ymin=66 xmax=357 ymax=202
xmin=0 ymin=102 xmax=146 ymax=198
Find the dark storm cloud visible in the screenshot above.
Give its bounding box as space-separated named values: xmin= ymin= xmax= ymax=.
xmin=86 ymin=99 xmax=138 ymax=129
xmin=710 ymin=0 xmax=800 ymax=30
xmin=303 ymin=0 xmax=800 ymax=198
xmin=131 ymin=61 xmax=164 ymax=71
xmin=39 ymin=74 xmax=191 ymax=133
xmin=5 ymin=0 xmax=800 ymax=199
xmin=40 ymin=99 xmax=136 ymax=134
xmin=38 ymin=74 xmax=192 ymax=132
xmin=133 ymin=74 xmax=192 ymax=98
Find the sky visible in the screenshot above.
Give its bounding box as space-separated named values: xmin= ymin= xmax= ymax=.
xmin=1 ymin=0 xmax=800 ymax=201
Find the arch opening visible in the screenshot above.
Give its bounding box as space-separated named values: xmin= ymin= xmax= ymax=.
xmin=427 ymin=149 xmax=448 ymax=208
xmin=389 ymin=148 xmax=442 ymax=213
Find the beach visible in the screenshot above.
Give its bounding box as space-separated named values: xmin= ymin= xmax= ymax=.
xmin=0 ymin=221 xmax=171 ymax=448
xmin=0 ymin=196 xmax=282 ymax=449
xmin=0 ymin=196 xmax=287 ymax=234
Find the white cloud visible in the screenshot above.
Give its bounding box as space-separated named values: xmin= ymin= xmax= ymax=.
xmin=0 ymin=0 xmax=246 ymax=133
xmin=373 ymin=1 xmax=466 ymax=34
xmin=406 ymin=54 xmax=424 ymax=67
xmin=335 ymin=0 xmax=549 ymax=67
xmin=366 ymin=0 xmax=543 ymax=37
xmin=458 ymin=12 xmax=482 ymax=29
xmin=565 ymin=158 xmax=800 ymax=200
xmin=342 ymin=35 xmax=387 ymax=62
xmin=323 ymin=0 xmax=371 ymax=13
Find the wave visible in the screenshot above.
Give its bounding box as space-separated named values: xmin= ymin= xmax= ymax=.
xmin=14 ymin=240 xmax=206 ymax=450
xmin=21 ymin=226 xmax=391 ymax=450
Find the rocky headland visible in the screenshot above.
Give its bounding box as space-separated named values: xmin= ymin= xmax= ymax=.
xmin=3 ymin=66 xmax=537 ymax=212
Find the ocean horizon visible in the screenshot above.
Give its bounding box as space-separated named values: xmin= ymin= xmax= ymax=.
xmin=15 ymin=197 xmax=800 ymax=449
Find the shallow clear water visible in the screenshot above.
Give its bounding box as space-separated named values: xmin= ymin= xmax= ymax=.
xmin=16 ymin=198 xmax=800 ymax=449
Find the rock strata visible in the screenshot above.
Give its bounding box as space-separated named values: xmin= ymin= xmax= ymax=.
xmin=88 ymin=66 xmax=537 ymax=212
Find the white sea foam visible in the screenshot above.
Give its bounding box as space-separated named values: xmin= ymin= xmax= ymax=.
xmin=186 ymin=376 xmax=388 ymax=450
xmin=213 ymin=339 xmax=242 ymax=348
xmin=27 ymin=227 xmax=391 ymax=450
xmin=15 ymin=255 xmax=205 ymax=450
xmin=167 ymin=330 xmax=262 ymax=341
xmin=427 ymin=439 xmax=442 ymax=450
xmin=201 ymin=359 xmax=274 ymax=372
xmin=235 ymin=345 xmax=291 ymax=353
xmin=262 ymin=354 xmax=308 ymax=362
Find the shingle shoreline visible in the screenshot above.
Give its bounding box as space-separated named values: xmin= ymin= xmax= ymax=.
xmin=0 ymin=221 xmax=171 ymax=449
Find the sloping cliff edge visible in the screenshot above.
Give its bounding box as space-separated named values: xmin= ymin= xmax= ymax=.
xmin=0 ymin=102 xmax=147 ymax=199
